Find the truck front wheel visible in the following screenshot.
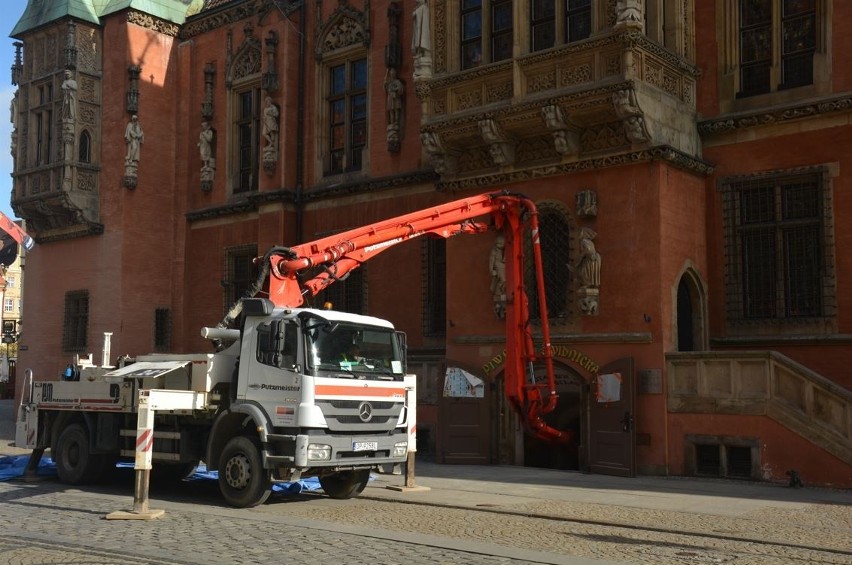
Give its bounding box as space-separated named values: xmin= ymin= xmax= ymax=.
xmin=319 ymin=469 xmax=370 ymax=499
xmin=218 ymin=436 xmax=271 ymax=508
xmin=54 ymin=424 xmax=104 ymax=484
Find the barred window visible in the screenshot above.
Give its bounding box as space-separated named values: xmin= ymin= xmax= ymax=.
xmin=63 ymin=290 xmax=89 ymax=353
xmin=423 ymin=238 xmax=446 ymax=337
xmin=154 ymin=308 xmax=171 ymax=351
xmin=527 ymin=205 xmax=571 ymax=322
xmin=224 ymin=245 xmax=258 ymax=313
xmin=722 ymin=168 xmax=835 ymax=325
xmin=317 ymin=267 xmax=366 ymax=315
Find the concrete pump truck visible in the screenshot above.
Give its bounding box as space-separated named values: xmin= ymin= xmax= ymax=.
xmin=15 ymin=191 xmax=569 ymax=508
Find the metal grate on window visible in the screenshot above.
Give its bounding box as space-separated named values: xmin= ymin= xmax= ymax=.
xmin=422 ymin=237 xmax=446 ymax=337
xmin=154 ymin=308 xmax=171 ymax=351
xmin=526 ymin=205 xmax=571 ymax=322
xmin=63 ymin=290 xmax=89 ymax=353
xmin=317 ymin=267 xmax=366 ymax=315
xmin=224 ymin=245 xmax=258 ymax=314
xmin=721 ymin=167 xmax=834 ymax=326
xmin=726 ymin=445 xmax=753 ymax=478
xmin=695 ymin=444 xmax=721 ymax=476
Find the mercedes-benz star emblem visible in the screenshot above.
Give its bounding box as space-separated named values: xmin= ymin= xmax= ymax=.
xmin=358 ymin=402 xmax=373 ymax=422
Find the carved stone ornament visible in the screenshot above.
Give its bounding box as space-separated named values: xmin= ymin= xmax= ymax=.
xmin=576 ymin=190 xmax=598 ymax=218
xmin=541 ymin=105 xmax=579 ymax=156
xmin=420 ymin=131 xmax=456 ymax=174
xmin=315 ymin=0 xmax=371 ymax=60
xmin=612 ymin=88 xmax=651 ymax=144
xmin=228 ymin=25 xmax=262 ymax=85
xmin=478 ymin=118 xmax=514 ymax=166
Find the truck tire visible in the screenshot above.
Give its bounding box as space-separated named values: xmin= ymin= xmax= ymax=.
xmin=319 ymin=469 xmax=370 ymax=499
xmin=218 ymin=436 xmax=271 ymax=508
xmin=54 ymin=424 xmax=103 ymax=485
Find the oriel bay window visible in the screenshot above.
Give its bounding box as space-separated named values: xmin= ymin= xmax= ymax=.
xmin=531 ymin=0 xmax=592 ymax=53
xmin=328 ymin=58 xmax=367 ymax=175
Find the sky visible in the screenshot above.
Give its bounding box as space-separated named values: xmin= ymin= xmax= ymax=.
xmin=1 ymin=0 xmax=29 ymax=220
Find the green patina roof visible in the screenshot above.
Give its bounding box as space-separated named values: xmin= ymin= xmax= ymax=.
xmin=11 ymin=0 xmax=194 ymax=37
xmin=11 ymin=0 xmax=99 ymax=36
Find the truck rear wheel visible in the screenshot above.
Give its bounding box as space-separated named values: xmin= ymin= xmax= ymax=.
xmin=319 ymin=469 xmax=370 ymax=499
xmin=54 ymin=424 xmax=104 ymax=485
xmin=218 ymin=436 xmax=271 ymax=508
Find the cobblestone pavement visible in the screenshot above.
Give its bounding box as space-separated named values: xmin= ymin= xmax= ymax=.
xmin=0 ymin=480 xmax=587 ymax=565
xmin=0 ymin=475 xmax=849 ymax=565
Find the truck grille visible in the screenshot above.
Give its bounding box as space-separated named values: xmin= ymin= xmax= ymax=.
xmin=316 ymin=399 xmax=403 ymax=432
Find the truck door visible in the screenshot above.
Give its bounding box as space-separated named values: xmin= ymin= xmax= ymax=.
xmin=588 ymin=357 xmax=636 ymax=477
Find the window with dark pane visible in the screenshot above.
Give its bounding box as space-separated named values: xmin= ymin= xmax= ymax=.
xmin=491 ymin=0 xmax=513 ymax=62
xmin=235 ymin=88 xmax=260 ymax=193
xmin=225 ymin=245 xmax=258 ymax=313
xmin=725 ymin=446 xmax=753 ymax=478
xmin=78 ymin=130 xmax=91 ymax=163
xmin=317 ymin=267 xmax=366 ymax=315
xmin=423 ymin=238 xmax=446 ymax=337
xmin=531 ymin=0 xmax=555 ymax=52
xmin=566 ymin=0 xmax=592 ymax=43
xmin=63 ymin=290 xmax=89 ymax=353
xmin=723 ymin=170 xmax=830 ymax=324
xmin=461 ymin=0 xmax=483 ymax=69
xmin=527 ymin=207 xmax=571 ymax=321
xmin=738 ymin=0 xmax=772 ymax=96
xmin=327 ymin=58 xmax=367 ymax=174
xmin=695 ymin=444 xmax=721 ymax=476
xmin=154 ymin=308 xmax=171 ymax=351
xmin=780 ymin=0 xmax=816 ymax=89
xmin=36 ymin=83 xmax=53 ymax=166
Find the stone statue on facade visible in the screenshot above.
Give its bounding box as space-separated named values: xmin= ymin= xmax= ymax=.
xmin=576 ymin=228 xmax=601 ymax=315
xmin=199 ymin=121 xmax=215 ymax=189
xmin=411 ymin=0 xmax=433 ymax=79
xmin=123 ymin=115 xmax=144 ymax=187
xmin=385 ymin=68 xmax=404 ymax=152
xmin=262 ymin=97 xmax=279 ymax=170
xmin=61 ymin=70 xmax=77 ymax=122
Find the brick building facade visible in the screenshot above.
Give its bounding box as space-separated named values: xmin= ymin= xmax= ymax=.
xmin=9 ymin=1 xmax=851 ymax=487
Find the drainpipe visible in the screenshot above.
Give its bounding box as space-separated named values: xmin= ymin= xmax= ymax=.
xmin=295 ymin=1 xmax=307 ymax=243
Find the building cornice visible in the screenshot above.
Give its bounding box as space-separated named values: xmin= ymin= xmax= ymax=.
xmin=698 ymin=93 xmax=852 ymax=136
xmin=127 ymin=10 xmax=180 ymax=37
xmin=186 ymin=170 xmax=438 ymax=222
xmin=181 ymin=0 xmax=302 ymax=40
xmin=437 ymin=145 xmax=713 ymax=192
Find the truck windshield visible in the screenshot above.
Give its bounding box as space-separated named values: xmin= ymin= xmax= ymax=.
xmin=306 ymin=321 xmax=403 ymax=379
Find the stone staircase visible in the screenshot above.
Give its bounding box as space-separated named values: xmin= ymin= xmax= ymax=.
xmin=666 ymin=350 xmax=852 ymax=466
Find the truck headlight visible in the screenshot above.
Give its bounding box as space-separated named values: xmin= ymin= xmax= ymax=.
xmin=307 ymin=443 xmax=332 ymax=461
xmin=392 ymin=441 xmax=408 ymax=458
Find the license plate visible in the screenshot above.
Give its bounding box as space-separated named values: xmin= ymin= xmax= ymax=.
xmin=352 ymin=441 xmax=377 ymax=452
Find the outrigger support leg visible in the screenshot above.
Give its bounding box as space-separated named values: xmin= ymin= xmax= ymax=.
xmin=20 ymin=447 xmax=45 ymax=482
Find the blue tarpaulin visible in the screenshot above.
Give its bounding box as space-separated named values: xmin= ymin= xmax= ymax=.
xmin=0 ymin=454 xmax=57 ymax=480
xmin=0 ymin=455 xmax=330 ymax=494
